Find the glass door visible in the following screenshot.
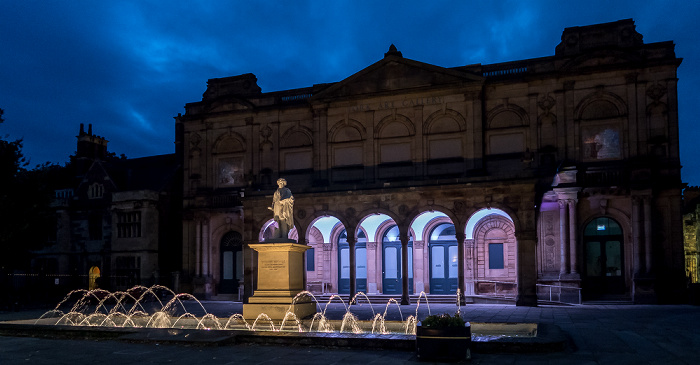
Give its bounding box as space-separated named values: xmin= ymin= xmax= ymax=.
xmin=220 ymin=231 xmax=243 ymax=294
xmin=429 ymin=223 xmax=459 ymax=294
xmin=382 ymin=225 xmax=413 ymax=294
xmin=583 ymin=218 xmax=625 ymax=299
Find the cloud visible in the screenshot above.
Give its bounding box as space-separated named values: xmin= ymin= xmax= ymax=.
xmin=1 ymin=0 xmax=699 ymax=184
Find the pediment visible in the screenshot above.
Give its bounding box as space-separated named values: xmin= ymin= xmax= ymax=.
xmin=313 ymin=54 xmax=483 ymax=100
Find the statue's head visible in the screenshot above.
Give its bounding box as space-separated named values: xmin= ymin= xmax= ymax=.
xmin=277 ymin=178 xmax=287 ymax=187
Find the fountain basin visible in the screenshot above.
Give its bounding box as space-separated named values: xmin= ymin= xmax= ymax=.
xmin=0 ymin=319 xmax=566 ymax=353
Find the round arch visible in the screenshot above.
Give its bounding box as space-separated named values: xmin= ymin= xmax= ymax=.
xmin=575 ymin=91 xmax=627 ymax=121
xmin=374 ymin=113 xmax=416 ymax=138
xmin=328 ymin=119 xmax=367 ymax=142
xmin=212 ymin=131 xmax=246 ymax=154
xmin=423 ymin=109 xmax=467 ymax=134
xmin=486 ymin=104 xmax=530 ymax=128
xmin=464 ymin=207 xmax=516 ymax=239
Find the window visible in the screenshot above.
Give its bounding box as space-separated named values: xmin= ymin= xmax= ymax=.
xmin=306 ymin=248 xmax=315 ymax=271
xmin=115 ymin=256 xmax=141 ymax=288
xmin=117 ymin=211 xmax=142 ymax=238
xmin=88 ymin=183 xmax=104 ymax=199
xmin=489 ymin=243 xmax=505 ymax=269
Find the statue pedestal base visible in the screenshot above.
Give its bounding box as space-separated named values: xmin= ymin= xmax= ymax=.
xmin=242 ymin=241 xmax=316 ymax=322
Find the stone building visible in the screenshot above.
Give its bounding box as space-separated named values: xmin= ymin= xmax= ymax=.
xmin=32 ymin=124 xmax=181 ymax=292
xmin=176 ymin=19 xmax=685 ymax=304
xmin=683 ymin=187 xmax=700 ymax=284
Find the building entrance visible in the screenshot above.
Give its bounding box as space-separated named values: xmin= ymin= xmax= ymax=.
xmin=583 ymin=217 xmax=625 ymax=299
xmin=429 ymin=223 xmax=458 ymax=294
xmin=381 ymin=225 xmax=413 ymax=295
xmin=220 ymin=231 xmax=243 ymax=294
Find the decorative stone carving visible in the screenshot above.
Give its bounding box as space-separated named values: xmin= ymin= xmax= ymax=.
xmin=646 ymin=83 xmax=667 ymax=101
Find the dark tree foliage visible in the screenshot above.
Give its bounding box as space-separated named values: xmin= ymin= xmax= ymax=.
xmin=0 ymin=108 xmax=72 ymax=270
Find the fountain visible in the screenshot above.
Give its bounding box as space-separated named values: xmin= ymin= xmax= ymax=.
xmin=0 ymin=284 xmax=567 ymax=353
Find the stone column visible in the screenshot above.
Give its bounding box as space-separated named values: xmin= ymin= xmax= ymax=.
xmin=202 ymin=221 xmax=210 ymax=277
xmin=643 ymin=196 xmax=653 ymax=273
xmin=323 ymin=242 xmax=333 ymax=293
xmin=348 ymin=235 xmax=357 ymax=300
xmin=195 ymin=220 xmax=202 ymax=276
xmin=632 ymin=196 xmax=642 ymax=276
xmin=568 ymin=199 xmax=578 ymax=274
xmin=516 ymin=231 xmax=538 ymax=307
xmin=456 ymin=231 xmax=466 ymax=305
xmin=366 ymin=241 xmax=378 ymax=294
xmin=414 ymin=240 xmax=425 ymax=294
xmin=558 ymin=200 xmax=568 ymax=275
xmin=400 ymin=232 xmax=410 ymax=305
xmin=464 ymin=239 xmax=476 ymax=296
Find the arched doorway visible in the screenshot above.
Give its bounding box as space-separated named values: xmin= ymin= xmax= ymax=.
xmin=338 ymin=229 xmax=367 ymax=294
xmin=381 ymin=225 xmax=413 ymax=295
xmin=220 ymin=231 xmax=243 ymax=294
xmin=88 ymin=266 xmax=101 ymax=290
xmin=582 ymin=217 xmax=625 ymax=299
xmin=429 ymin=223 xmax=458 ymax=294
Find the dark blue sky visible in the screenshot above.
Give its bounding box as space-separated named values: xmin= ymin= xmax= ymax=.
xmin=2 ymin=1 xmax=699 ymax=184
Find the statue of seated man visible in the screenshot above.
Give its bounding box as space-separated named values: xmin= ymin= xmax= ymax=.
xmin=268 ymin=178 xmax=294 ymax=239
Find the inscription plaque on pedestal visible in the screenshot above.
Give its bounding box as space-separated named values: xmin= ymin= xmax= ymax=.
xmin=242 ymin=242 xmax=316 ymax=321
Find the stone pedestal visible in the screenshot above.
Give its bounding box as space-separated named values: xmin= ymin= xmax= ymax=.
xmin=243 ymin=241 xmax=316 ymax=322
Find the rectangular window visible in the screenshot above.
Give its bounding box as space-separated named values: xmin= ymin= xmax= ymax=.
xmin=449 ymin=245 xmax=458 ymax=278
xmin=306 ymin=248 xmax=315 ymax=271
xmin=385 ymin=247 xmax=397 ymax=279
xmin=356 ymin=248 xmax=367 ymax=279
xmin=115 ymin=256 xmax=141 ymax=288
xmin=340 ymin=248 xmax=349 ymax=279
xmin=489 ymin=243 xmax=505 ymax=269
xmin=223 ymin=251 xmax=234 ymax=280
xmin=117 ymin=211 xmax=142 ymax=238
xmin=432 ymin=246 xmax=445 ymax=278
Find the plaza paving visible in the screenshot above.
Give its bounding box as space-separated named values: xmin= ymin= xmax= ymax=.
xmin=1 ymin=302 xmax=699 ymax=364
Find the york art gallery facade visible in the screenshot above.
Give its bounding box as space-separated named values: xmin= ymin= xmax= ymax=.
xmin=176 ymin=20 xmax=685 ymax=305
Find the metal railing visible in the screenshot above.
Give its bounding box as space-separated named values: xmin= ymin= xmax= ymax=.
xmin=537 ymin=283 xmax=582 ymax=305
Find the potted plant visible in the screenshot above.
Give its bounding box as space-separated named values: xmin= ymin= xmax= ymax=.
xmin=416 ymin=313 xmax=471 ymax=362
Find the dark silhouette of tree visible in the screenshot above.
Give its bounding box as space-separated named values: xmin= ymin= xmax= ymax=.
xmin=0 ymin=108 xmax=71 ymax=270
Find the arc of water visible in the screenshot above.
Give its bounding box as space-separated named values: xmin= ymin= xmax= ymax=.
xmin=279 ymin=312 xmax=303 ymax=332
xmin=251 ymin=313 xmax=276 ymax=332
xmin=415 ymin=291 xmax=431 ymax=318
xmin=223 ymin=314 xmax=251 ymax=330
xmin=382 ymin=298 xmax=404 ymax=322
xmin=347 ymin=292 xmax=376 ymax=319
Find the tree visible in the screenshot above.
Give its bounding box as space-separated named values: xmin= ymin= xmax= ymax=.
xmin=0 ymin=108 xmax=69 ymax=270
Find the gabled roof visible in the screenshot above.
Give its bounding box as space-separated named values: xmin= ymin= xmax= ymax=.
xmin=312 ymin=45 xmax=483 ymax=101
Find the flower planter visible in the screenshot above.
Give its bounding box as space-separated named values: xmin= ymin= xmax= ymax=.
xmin=416 ymin=323 xmax=471 ymax=362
